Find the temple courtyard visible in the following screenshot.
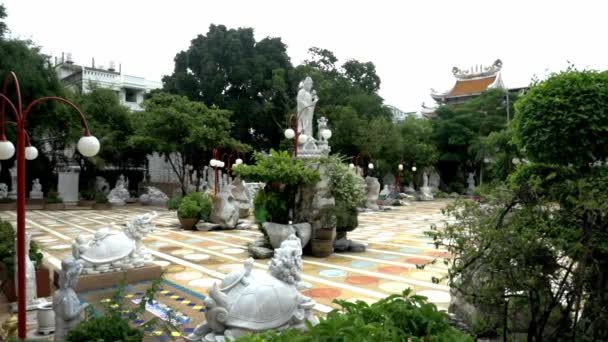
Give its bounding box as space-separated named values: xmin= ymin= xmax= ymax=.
xmin=0 ymin=201 xmax=453 ymax=340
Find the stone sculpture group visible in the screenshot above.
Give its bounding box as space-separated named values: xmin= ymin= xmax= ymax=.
xmin=108 ymin=174 xmax=130 ymax=205
xmin=186 ymin=235 xmax=318 ymax=341
xmin=71 ymin=211 xmax=158 ymax=274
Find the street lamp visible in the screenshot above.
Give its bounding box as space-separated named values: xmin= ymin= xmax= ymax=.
xmin=0 ymin=71 xmax=99 ymax=339
xmin=284 ymin=104 xmax=316 ymax=157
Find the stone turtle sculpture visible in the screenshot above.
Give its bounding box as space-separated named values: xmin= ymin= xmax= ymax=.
xmin=185 ymin=235 xmax=318 ymax=341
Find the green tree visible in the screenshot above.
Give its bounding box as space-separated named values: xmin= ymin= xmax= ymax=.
xmin=0 ymin=3 xmax=7 ymax=38
xmin=428 ymin=69 xmax=608 ymax=340
xmin=432 ymin=88 xmax=514 ymax=189
xmin=65 ymin=87 xmax=147 ymax=190
xmin=129 ymin=92 xmax=247 ymax=194
xmin=163 ymin=24 xmax=294 ymax=150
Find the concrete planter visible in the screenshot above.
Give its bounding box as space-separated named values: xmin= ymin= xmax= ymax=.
xmin=0 ymin=202 xmax=16 ymax=211
xmin=78 ymin=200 xmax=95 ymax=207
xmin=1 ymin=264 xmax=51 ymax=302
xmin=93 ymin=203 xmax=112 ymax=210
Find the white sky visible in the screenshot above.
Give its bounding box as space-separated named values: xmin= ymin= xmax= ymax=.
xmin=3 ymin=0 xmax=608 ymax=112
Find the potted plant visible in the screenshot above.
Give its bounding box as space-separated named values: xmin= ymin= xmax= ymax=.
xmin=44 ymin=190 xmax=64 ymax=210
xmin=166 ymin=196 xmax=181 ymax=211
xmin=0 ymin=197 xmax=16 ymax=211
xmin=0 ymin=220 xmax=51 ymax=301
xmin=177 ymin=198 xmax=200 ymax=230
xmin=78 ymin=189 xmax=96 ymax=207
xmin=93 ymin=192 xmax=111 ymax=210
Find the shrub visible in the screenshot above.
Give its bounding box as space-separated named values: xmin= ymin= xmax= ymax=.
xmin=0 ymin=220 xmax=43 ymax=278
xmin=79 ymin=189 xmax=96 ymax=201
xmin=447 ymin=181 xmax=464 ymax=194
xmin=95 ymin=192 xmax=109 ymax=204
xmin=323 ymin=155 xmax=366 ymax=209
xmin=183 ymin=192 xmax=212 ymax=221
xmin=177 ymin=198 xmax=200 ymax=219
xmin=46 ymin=190 xmax=63 ymax=204
xmin=234 ymin=289 xmax=472 ymax=342
xmin=253 ymin=190 xmax=288 ymax=224
xmin=166 ymin=196 xmax=181 ymax=211
xmin=66 ymin=277 xmax=175 ymax=342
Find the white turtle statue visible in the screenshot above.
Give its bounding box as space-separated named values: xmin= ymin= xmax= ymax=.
xmin=185 ymin=235 xmax=318 ymax=341
xmin=71 ymin=212 xmax=158 ymax=274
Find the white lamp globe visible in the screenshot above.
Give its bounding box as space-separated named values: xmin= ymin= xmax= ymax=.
xmin=348 ymin=163 xmax=355 ymax=169
xmin=218 ymin=161 xmax=225 ymax=168
xmin=25 ymin=146 xmax=38 ymax=160
xmin=368 ymin=163 xmax=374 ymax=170
xmin=284 ymin=128 xmax=295 ymax=139
xmin=398 ymin=164 xmax=404 ymax=171
xmin=321 ymin=129 xmax=332 ymax=140
xmin=411 ymin=166 xmax=417 ymax=172
xmin=235 ymin=158 xmax=243 ymax=165
xmin=299 ymin=134 xmax=308 ymax=144
xmin=0 ymin=140 xmax=15 ymax=160
xmin=512 ymin=157 xmax=521 ymax=165
xmin=210 ymin=159 xmax=217 ymax=167
xmin=77 ymin=135 xmax=100 ymax=157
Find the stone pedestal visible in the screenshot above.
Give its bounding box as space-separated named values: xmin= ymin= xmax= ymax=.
xmin=53 ymin=264 xmax=162 ymax=292
xmin=58 ymin=172 xmax=79 ymax=205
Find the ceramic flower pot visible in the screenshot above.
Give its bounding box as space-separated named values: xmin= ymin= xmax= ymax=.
xmin=37 ymin=302 xmax=55 ymax=335
xmin=179 ymin=217 xmax=199 ymax=230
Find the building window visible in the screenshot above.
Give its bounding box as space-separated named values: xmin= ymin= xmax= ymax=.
xmin=125 ymin=88 xmax=137 ymax=103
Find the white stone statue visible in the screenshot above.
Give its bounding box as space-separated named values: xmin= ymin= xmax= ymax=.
xmin=0 ymin=183 xmax=7 ymax=199
xmin=297 ymin=76 xmax=319 ymax=138
xmin=108 ymin=175 xmax=130 ymax=205
xmin=95 ymin=176 xmax=110 ymax=195
xmin=139 ymin=186 xmax=168 ymax=206
xmin=185 ymin=235 xmax=318 ymax=342
xmin=8 ymin=167 xmax=16 ymax=199
xmin=429 ymin=172 xmax=440 ymax=193
xmin=14 ymin=233 xmax=37 ymax=305
xmin=71 ymin=212 xmax=158 ymax=274
xmin=53 ymin=257 xmax=88 ymax=342
xmin=365 ymin=176 xmax=380 ymax=210
xmin=467 ymin=172 xmax=476 ymax=194
xmin=30 ymin=178 xmax=43 ymax=199
xmin=419 ymin=172 xmax=434 ymax=201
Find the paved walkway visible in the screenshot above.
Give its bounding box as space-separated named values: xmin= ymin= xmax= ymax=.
xmin=1 ymin=200 xmax=453 ymax=329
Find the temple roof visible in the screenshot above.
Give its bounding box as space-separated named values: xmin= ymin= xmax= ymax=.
xmin=431 ymin=59 xmax=504 ymax=102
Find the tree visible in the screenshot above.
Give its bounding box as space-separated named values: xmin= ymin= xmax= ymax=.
xmin=432 ymin=89 xmax=514 ymax=190
xmin=0 ymin=7 xmax=68 ymax=192
xmin=0 ymin=3 xmax=7 ymax=38
xmin=163 ymin=25 xmax=294 ymax=150
xmin=428 ymin=69 xmax=608 ymax=340
xmin=514 ymin=68 xmax=608 ymax=167
xmin=129 ymin=92 xmax=246 ymax=194
xmin=342 ymin=59 xmax=381 ymax=93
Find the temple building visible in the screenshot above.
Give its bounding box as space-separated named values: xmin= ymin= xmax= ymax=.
xmin=430 ymin=59 xmax=505 ymax=106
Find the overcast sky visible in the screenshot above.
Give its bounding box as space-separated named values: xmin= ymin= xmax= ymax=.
xmin=3 ymin=0 xmax=608 ymax=112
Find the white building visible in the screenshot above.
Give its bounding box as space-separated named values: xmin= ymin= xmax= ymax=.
xmin=54 ymin=53 xmax=161 ymax=111
xmin=385 ymin=105 xmax=418 ymax=123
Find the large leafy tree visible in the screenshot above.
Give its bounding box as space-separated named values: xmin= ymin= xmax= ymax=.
xmin=432 ymin=88 xmax=514 ymax=188
xmin=0 ymin=5 xmax=70 ymax=191
xmin=129 ymin=92 xmax=246 ymax=194
xmin=163 ymin=24 xmax=294 ymax=150
xmin=65 ymin=87 xmax=147 ymax=189
xmin=429 ymin=69 xmax=608 ymax=340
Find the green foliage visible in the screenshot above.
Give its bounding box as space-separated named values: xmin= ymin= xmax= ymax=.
xmin=130 ymin=92 xmax=247 ymax=195
xmin=166 ymin=196 xmax=181 ymax=211
xmin=95 ymin=192 xmax=109 ymax=204
xmin=46 ymin=190 xmax=63 ymax=204
xmin=234 ymin=289 xmax=472 ymax=342
xmin=323 ymin=155 xmax=365 ymax=209
xmin=0 ymin=3 xmax=6 ymax=38
xmin=253 ymin=190 xmax=288 ymax=225
xmin=67 ymin=276 xmax=175 ymax=342
xmin=177 ymin=198 xmax=200 ymax=219
xmin=334 ymin=201 xmax=359 ymax=232
xmin=80 ymin=189 xmax=96 ymax=201
xmin=233 ymin=150 xmax=319 ymax=186
xmin=513 ymin=68 xmax=608 ymax=167
xmin=0 ymin=220 xmax=43 ymax=278
xmin=163 ymin=24 xmax=293 ymax=150
xmin=182 ymin=192 xmax=213 ymax=221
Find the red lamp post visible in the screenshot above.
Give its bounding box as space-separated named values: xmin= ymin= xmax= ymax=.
xmin=396 ymin=158 xmax=404 ymax=191
xmin=209 ymin=148 xmax=224 ymax=195
xmin=0 ymin=71 xmax=99 ymax=340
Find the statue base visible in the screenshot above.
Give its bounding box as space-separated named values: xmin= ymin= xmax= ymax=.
xmin=9 ymin=297 xmax=50 ymax=313
xmin=419 ymin=187 xmax=434 ymax=201
xmin=53 ymin=264 xmax=162 ymax=292
xmin=29 ymin=192 xmax=43 ymax=199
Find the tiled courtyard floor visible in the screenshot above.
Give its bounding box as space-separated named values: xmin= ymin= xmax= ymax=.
xmin=0 ymin=200 xmax=454 ymax=340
